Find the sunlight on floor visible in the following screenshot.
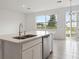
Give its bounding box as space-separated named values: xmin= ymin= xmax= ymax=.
xmin=48 ymin=38 xmax=79 ymax=59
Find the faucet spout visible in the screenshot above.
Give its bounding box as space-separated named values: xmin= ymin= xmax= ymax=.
xmin=19 ymin=23 xmax=23 ymax=37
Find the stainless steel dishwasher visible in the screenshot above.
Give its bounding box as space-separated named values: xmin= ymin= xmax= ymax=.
xmin=42 ymin=35 xmax=50 ymax=59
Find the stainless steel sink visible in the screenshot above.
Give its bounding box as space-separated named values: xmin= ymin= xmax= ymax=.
xmin=13 ymin=34 xmax=37 ymax=39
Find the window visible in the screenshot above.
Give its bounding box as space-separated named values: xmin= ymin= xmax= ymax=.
xmin=36 ymin=15 xmax=57 ymax=30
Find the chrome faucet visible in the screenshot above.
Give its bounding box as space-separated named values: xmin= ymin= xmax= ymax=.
xmin=19 ymin=23 xmax=23 ymax=37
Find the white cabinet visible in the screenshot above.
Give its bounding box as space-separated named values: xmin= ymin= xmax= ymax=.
xmin=3 ymin=38 xmax=42 ymax=59
xmin=22 ymin=43 xmax=42 ymax=59
xmin=22 ymin=48 xmax=32 ymax=59
xmin=33 ymin=43 xmax=42 ymax=59
xmin=4 ymin=42 xmax=21 ymax=59
xmin=22 ymin=38 xmax=42 ymax=59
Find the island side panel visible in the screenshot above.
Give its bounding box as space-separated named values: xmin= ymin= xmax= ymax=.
xmin=4 ymin=41 xmax=22 ymax=59
xmin=0 ymin=40 xmax=2 ymax=59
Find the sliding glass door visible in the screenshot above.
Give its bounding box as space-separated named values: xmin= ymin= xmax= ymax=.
xmin=76 ymin=12 xmax=79 ymax=38
xmin=65 ymin=12 xmax=77 ymax=38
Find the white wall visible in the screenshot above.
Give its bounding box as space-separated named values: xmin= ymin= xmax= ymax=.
xmin=24 ymin=14 xmax=36 ymax=32
xmin=0 ymin=9 xmax=27 ymax=35
xmin=25 ymin=5 xmax=79 ymax=40
xmin=55 ymin=10 xmax=65 ymax=40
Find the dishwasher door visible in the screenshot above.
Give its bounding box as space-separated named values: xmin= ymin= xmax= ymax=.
xmin=42 ymin=35 xmax=50 ymax=59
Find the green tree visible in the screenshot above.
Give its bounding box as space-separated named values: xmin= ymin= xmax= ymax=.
xmin=47 ymin=15 xmax=57 ymax=29
xmin=37 ymin=23 xmax=44 ymax=28
xmin=37 ymin=23 xmax=43 ymax=26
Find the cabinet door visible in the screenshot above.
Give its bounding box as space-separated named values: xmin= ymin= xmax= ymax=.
xmin=33 ymin=43 xmax=42 ymax=59
xmin=22 ymin=48 xmax=32 ymax=59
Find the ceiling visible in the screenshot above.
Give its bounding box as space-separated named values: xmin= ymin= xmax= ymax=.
xmin=0 ymin=0 xmax=79 ymax=13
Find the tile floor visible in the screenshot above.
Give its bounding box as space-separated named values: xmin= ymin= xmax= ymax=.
xmin=48 ymin=38 xmax=79 ymax=59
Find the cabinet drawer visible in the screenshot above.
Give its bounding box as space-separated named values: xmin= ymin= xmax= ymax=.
xmin=22 ymin=38 xmax=42 ymax=51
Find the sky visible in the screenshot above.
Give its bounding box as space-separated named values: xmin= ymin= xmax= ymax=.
xmin=36 ymin=13 xmax=76 ymax=23
xmin=66 ymin=12 xmax=77 ymax=27
xmin=66 ymin=12 xmax=76 ymax=22
xmin=36 ymin=16 xmax=50 ymax=23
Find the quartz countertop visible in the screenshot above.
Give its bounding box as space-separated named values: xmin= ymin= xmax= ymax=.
xmin=0 ymin=31 xmax=51 ymax=43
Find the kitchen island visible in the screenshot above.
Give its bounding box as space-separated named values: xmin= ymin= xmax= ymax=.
xmin=0 ymin=31 xmax=52 ymax=59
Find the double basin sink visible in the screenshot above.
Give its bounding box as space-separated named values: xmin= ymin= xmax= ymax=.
xmin=13 ymin=34 xmax=37 ymax=40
